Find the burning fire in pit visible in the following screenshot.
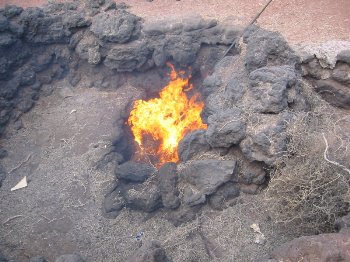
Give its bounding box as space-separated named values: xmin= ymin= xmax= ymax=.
xmin=127 ymin=63 xmax=207 ymax=167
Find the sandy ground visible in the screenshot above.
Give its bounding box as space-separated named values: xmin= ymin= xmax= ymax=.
xmin=0 ymin=0 xmax=349 ymax=45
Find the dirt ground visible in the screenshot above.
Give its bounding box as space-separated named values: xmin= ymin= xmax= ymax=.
xmin=0 ymin=0 xmax=349 ymax=45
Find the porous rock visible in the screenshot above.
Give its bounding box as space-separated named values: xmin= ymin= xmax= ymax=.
xmin=2 ymin=5 xmax=23 ymax=18
xmin=244 ymin=26 xmax=299 ymax=72
xmin=240 ymin=116 xmax=287 ymax=165
xmin=152 ymin=35 xmax=201 ymax=67
xmin=90 ymin=10 xmax=141 ymax=43
xmin=126 ymin=240 xmax=169 ymax=262
xmin=178 ymin=129 xmax=210 ymax=161
xmin=224 ymin=72 xmax=247 ymax=103
xmin=20 ymin=8 xmax=71 ymax=44
xmin=335 ymin=213 xmax=350 ymax=232
xmin=123 ymin=183 xmax=162 ymax=212
xmin=103 ymin=187 xmax=125 ymax=218
xmin=248 ymin=65 xmax=297 ymax=113
xmin=315 ymin=79 xmax=350 ymax=109
xmin=337 ymin=49 xmax=350 ymax=64
xmin=332 ymin=63 xmax=350 ymax=85
xmin=205 ymin=108 xmax=246 ymax=148
xmin=238 ymin=161 xmax=266 ymax=185
xmin=55 ymin=254 xmax=84 ymax=262
xmin=75 ymin=34 xmax=101 ymax=65
xmin=200 ymin=73 xmax=221 ymax=98
xmin=115 ymin=161 xmax=156 ymax=183
xmin=104 ymin=41 xmax=152 ymax=72
xmin=158 ymin=163 xmax=180 ymax=209
xmin=166 ymin=205 xmax=202 ymax=227
xmin=269 ymin=230 xmax=350 ymax=262
xmin=208 ymin=182 xmax=240 ymax=210
xmin=201 ymin=92 xmax=229 ymax=121
xmin=180 ymin=159 xmax=236 ymax=206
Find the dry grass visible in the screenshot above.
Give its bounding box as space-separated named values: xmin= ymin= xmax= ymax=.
xmin=265 ymin=81 xmax=350 ymax=235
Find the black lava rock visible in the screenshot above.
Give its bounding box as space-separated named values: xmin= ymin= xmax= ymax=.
xmin=115 ymin=161 xmax=156 ymax=183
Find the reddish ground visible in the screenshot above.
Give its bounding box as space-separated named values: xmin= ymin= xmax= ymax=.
xmin=0 ymin=0 xmax=349 ymax=45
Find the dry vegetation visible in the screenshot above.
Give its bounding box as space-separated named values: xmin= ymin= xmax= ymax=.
xmin=265 ymin=81 xmax=350 ymax=235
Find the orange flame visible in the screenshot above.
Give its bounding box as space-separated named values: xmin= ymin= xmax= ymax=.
xmin=127 ymin=63 xmax=207 ymax=167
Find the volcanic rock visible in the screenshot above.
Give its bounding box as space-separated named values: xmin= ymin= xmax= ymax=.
xmin=178 ymin=129 xmax=210 ymax=161
xmin=19 ymin=68 xmax=36 ymax=86
xmin=104 ymin=41 xmax=152 ymax=72
xmin=205 ymin=108 xmax=246 ymax=148
xmin=336 ymin=49 xmax=350 ymax=64
xmin=20 ymin=8 xmax=71 ymax=44
xmin=0 ymin=14 xmax=8 ymax=31
xmin=248 ymin=65 xmax=297 ymax=113
xmin=90 ymin=10 xmax=141 ymax=43
xmin=201 ymin=73 xmax=221 ymax=98
xmin=115 ymin=161 xmax=156 ymax=183
xmin=29 ymin=257 xmax=47 ymax=262
xmin=103 ymin=187 xmax=125 ymax=218
xmin=240 ymin=115 xmax=287 ymax=165
xmin=0 ymin=77 xmax=20 ymax=99
xmin=201 ymin=92 xmax=229 ymax=121
xmin=126 ymin=240 xmax=169 ymax=262
xmin=158 ymin=163 xmax=180 ymax=209
xmin=225 ymin=72 xmax=247 ymax=104
xmin=32 ymin=52 xmax=54 ymax=73
xmin=143 ymin=18 xmax=183 ymax=36
xmin=75 ymin=33 xmax=101 ymax=65
xmin=63 ymin=12 xmax=91 ymax=29
xmin=268 ymin=229 xmax=350 ymax=262
xmin=152 ymin=34 xmax=201 ymax=67
xmin=335 ymin=213 xmax=350 ymax=232
xmin=17 ymin=97 xmax=34 ymax=113
xmin=124 ymin=183 xmax=162 ymax=212
xmin=180 ymin=159 xmax=236 ymax=206
xmin=315 ymin=79 xmax=350 ymax=109
xmin=332 ymin=63 xmax=350 ymax=85
xmin=55 ymin=254 xmax=84 ymax=262
xmin=0 ymin=147 xmax=7 ymax=159
xmin=244 ymin=26 xmax=299 ymax=72
xmin=0 ymin=251 xmax=7 ymax=262
xmin=208 ymin=182 xmax=240 ymax=210
xmin=0 ymin=165 xmax=6 ymax=187
xmin=0 ymin=32 xmax=16 ymax=47
xmin=166 ymin=205 xmax=202 ymax=227
xmin=2 ymin=5 xmax=23 ymax=18
xmin=238 ymin=161 xmax=266 ymax=185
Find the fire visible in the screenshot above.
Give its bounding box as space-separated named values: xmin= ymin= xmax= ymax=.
xmin=127 ymin=63 xmax=207 ymax=167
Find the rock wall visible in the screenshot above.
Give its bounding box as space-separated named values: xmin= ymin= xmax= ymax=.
xmin=298 ymin=42 xmax=350 ymax=109
xmin=0 ymin=0 xmax=239 ymax=140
